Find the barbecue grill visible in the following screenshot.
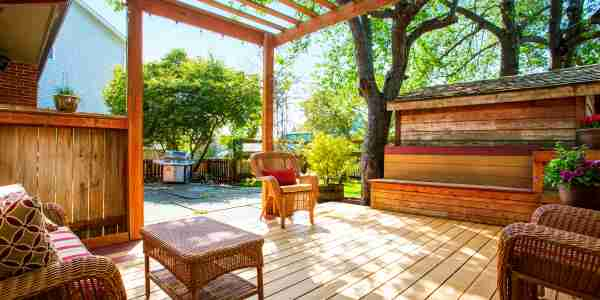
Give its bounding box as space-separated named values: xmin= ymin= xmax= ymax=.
xmin=156 ymin=151 xmax=195 ymax=183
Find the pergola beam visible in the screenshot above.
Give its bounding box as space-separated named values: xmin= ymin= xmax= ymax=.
xmin=313 ymin=0 xmax=336 ymax=11
xmin=192 ymin=0 xmax=288 ymax=32
xmin=142 ymin=0 xmax=267 ymax=45
xmin=0 ymin=0 xmax=65 ymax=4
xmin=278 ymin=0 xmax=318 ymax=18
xmin=236 ymin=0 xmax=300 ymax=26
xmin=274 ymin=0 xmax=401 ymax=46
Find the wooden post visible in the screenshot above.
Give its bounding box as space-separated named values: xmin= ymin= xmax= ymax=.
xmin=576 ymin=96 xmax=586 ymax=127
xmin=394 ymin=110 xmax=401 ymax=146
xmin=127 ymin=0 xmax=144 ymax=240
xmin=262 ymin=33 xmax=274 ymax=152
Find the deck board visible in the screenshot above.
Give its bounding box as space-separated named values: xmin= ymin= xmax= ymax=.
xmin=92 ymin=202 xmax=558 ymax=300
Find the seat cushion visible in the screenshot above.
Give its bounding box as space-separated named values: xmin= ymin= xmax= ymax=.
xmin=0 ymin=194 xmax=57 ymax=280
xmin=49 ymin=227 xmax=91 ymax=262
xmin=263 ymin=168 xmax=297 ymax=186
xmin=280 ymin=183 xmax=313 ymax=193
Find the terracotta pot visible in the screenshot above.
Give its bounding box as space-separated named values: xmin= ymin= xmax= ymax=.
xmin=558 ymin=185 xmax=600 ymax=210
xmin=318 ymin=184 xmax=344 ymax=203
xmin=53 ymin=95 xmax=80 ymax=113
xmin=576 ymin=128 xmax=600 ymax=149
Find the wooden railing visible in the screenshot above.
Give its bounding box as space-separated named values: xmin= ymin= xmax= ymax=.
xmin=0 ymin=107 xmax=129 ymax=247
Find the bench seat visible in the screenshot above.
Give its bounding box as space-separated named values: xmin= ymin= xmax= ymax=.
xmin=370 ymin=178 xmax=541 ymax=225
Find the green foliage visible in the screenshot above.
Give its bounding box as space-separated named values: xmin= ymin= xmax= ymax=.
xmin=54 ymin=86 xmax=77 ymax=96
xmin=304 ymin=133 xmax=356 ymax=185
xmin=301 ymin=88 xmax=365 ymax=138
xmin=103 ymin=49 xmax=261 ymax=160
xmin=545 ymin=144 xmax=600 ymax=189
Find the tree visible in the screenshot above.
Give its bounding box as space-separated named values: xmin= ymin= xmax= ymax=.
xmin=548 ymin=0 xmax=600 ymax=69
xmin=334 ymin=0 xmax=459 ymax=204
xmin=302 ymin=88 xmax=365 ymax=138
xmin=449 ymin=0 xmax=548 ymax=76
xmin=103 ymin=49 xmax=261 ymax=161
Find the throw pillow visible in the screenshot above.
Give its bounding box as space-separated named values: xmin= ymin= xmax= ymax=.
xmin=263 ymin=168 xmax=297 ymax=186
xmin=0 ymin=194 xmax=57 ymax=280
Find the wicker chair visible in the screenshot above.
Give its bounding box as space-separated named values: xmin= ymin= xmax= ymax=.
xmin=250 ymin=152 xmax=319 ymax=229
xmin=0 ymin=203 xmax=127 ymax=300
xmin=498 ymin=204 xmax=600 ymax=300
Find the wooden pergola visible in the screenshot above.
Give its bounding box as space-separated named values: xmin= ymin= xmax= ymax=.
xmin=125 ymin=0 xmax=396 ymax=239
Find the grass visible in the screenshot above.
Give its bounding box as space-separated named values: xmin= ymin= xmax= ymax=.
xmin=344 ymin=179 xmax=362 ymax=199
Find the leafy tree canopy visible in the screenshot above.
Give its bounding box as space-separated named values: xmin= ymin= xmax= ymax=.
xmin=103 ymin=49 xmax=261 ymax=160
xmin=301 ymin=88 xmax=365 ymax=139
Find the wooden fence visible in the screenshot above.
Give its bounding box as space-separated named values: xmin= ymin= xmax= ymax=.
xmin=0 ymin=109 xmax=129 ymax=244
xmin=144 ymin=158 xmax=253 ymax=183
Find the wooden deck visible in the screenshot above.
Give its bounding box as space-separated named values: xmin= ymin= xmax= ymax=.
xmin=93 ymin=202 xmax=570 ymax=300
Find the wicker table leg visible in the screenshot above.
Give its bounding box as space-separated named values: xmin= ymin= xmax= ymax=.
xmin=257 ymin=265 xmax=264 ymax=300
xmin=145 ymin=254 xmax=150 ymax=300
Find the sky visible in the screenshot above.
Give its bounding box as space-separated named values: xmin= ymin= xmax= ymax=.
xmin=83 ymin=0 xmax=326 ymax=129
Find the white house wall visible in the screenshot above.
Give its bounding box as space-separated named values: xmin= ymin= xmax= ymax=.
xmin=37 ymin=0 xmax=125 ymax=114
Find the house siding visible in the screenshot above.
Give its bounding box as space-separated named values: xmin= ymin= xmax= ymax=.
xmin=0 ymin=62 xmax=39 ymax=107
xmin=38 ymin=0 xmax=125 ymax=114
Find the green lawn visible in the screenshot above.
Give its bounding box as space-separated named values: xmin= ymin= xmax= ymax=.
xmin=344 ymin=180 xmax=362 ymax=199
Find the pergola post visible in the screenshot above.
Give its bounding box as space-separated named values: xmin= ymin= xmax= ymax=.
xmin=127 ymin=0 xmax=144 ymax=240
xmin=262 ymin=33 xmax=274 ymax=152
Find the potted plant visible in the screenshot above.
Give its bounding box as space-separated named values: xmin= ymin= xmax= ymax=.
xmin=53 ymin=86 xmax=80 ymax=113
xmin=304 ymin=133 xmax=355 ymax=202
xmin=576 ymin=114 xmax=600 ymax=149
xmin=545 ymin=143 xmax=600 ymax=210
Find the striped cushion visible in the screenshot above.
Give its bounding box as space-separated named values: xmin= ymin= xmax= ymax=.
xmin=48 ymin=227 xmax=91 ymax=262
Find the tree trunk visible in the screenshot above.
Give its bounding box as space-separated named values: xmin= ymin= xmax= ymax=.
xmin=360 ymin=92 xmax=391 ymax=205
xmin=499 ymin=36 xmax=519 ymax=76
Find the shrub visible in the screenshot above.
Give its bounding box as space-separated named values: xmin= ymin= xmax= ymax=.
xmin=304 ymin=133 xmax=355 ymax=185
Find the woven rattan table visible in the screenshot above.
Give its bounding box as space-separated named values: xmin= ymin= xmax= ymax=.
xmin=140 ymin=217 xmax=264 ymax=300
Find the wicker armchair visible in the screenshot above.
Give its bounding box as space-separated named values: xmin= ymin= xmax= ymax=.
xmin=498 ymin=204 xmax=600 ymax=300
xmin=0 ymin=203 xmax=127 ymax=300
xmin=250 ymin=152 xmax=319 ymax=229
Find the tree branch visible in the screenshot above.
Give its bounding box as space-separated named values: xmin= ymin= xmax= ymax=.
xmin=369 ymin=9 xmax=394 ymax=19
xmin=453 ymin=4 xmax=503 ymax=37
xmin=407 ymin=0 xmax=458 ymax=47
xmin=521 ymin=35 xmax=547 ymax=45
xmin=440 ymin=26 xmax=481 ymax=59
xmin=448 ymin=41 xmax=499 ymax=78
xmin=592 ymin=8 xmax=600 ymax=24
xmin=568 ymin=30 xmax=600 ymax=46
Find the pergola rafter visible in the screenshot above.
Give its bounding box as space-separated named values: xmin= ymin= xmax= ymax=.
xmin=126 ymin=0 xmax=400 ymax=239
xmin=192 ymin=0 xmax=288 ymax=32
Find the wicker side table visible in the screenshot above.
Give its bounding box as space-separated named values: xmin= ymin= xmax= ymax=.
xmin=140 ymin=217 xmax=264 ymax=300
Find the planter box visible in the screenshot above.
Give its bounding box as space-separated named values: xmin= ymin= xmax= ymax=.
xmin=559 ymin=185 xmax=600 ymax=210
xmin=318 ymin=184 xmax=344 ymax=203
xmin=577 ymin=128 xmax=600 ymax=149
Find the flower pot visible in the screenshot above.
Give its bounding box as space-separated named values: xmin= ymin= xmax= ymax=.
xmin=53 ymin=95 xmax=80 ymax=113
xmin=576 ymin=128 xmax=600 ymax=149
xmin=318 ymin=184 xmax=344 ymax=203
xmin=558 ymin=185 xmax=600 ymax=210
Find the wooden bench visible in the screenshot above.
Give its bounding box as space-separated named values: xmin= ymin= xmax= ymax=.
xmin=370 ymin=145 xmax=543 ymax=225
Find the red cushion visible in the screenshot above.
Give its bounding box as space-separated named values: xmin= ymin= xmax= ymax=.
xmin=263 ymin=168 xmax=297 ymax=186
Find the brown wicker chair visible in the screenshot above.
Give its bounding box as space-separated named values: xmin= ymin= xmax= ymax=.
xmin=498 ymin=204 xmax=600 ymax=300
xmin=250 ymin=151 xmax=319 ymax=229
xmin=0 ymin=203 xmax=127 ymax=300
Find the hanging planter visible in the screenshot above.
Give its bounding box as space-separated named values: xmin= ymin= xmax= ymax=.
xmin=576 ymin=115 xmax=600 ymax=149
xmin=53 ymin=86 xmax=80 ymax=113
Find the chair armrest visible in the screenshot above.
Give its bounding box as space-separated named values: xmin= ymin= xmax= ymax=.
xmin=531 ymin=204 xmax=600 ymax=238
xmin=256 ymin=176 xmax=282 ymax=198
xmin=0 ymin=255 xmax=126 ymax=300
xmin=43 ymin=202 xmax=66 ymax=226
xmin=299 ymin=175 xmax=320 ymax=200
xmin=498 ymin=223 xmax=600 ymax=299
